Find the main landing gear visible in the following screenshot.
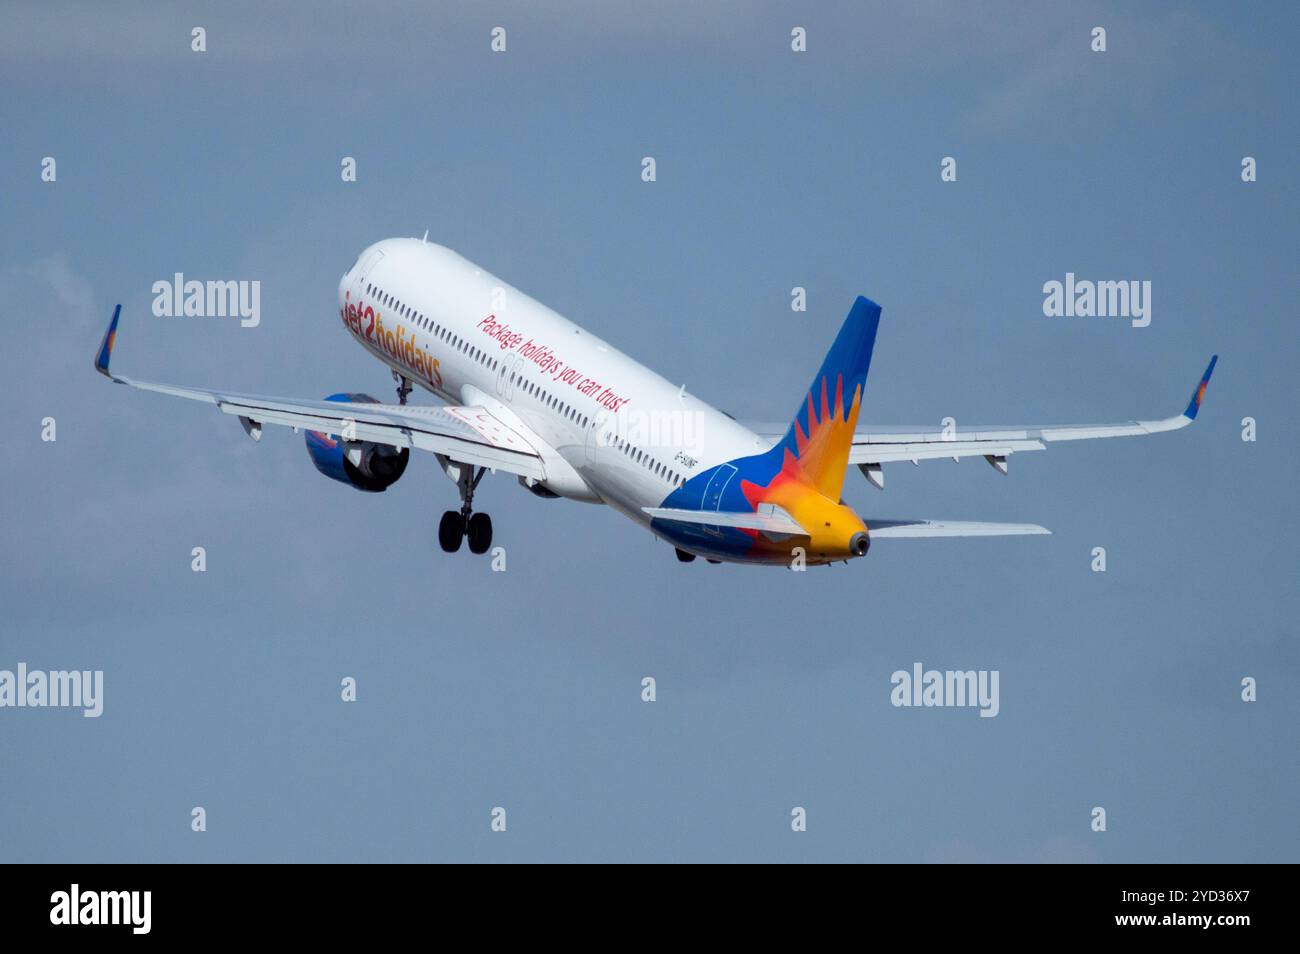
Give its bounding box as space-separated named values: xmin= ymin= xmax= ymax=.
xmin=438 ymin=464 xmax=493 ymax=555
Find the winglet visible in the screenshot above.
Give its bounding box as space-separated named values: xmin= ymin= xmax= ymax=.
xmin=94 ymin=305 xmax=121 ymax=379
xmin=1183 ymin=355 xmax=1217 ymax=420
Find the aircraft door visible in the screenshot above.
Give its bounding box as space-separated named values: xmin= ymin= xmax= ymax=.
xmin=702 ymin=463 xmax=737 ymax=511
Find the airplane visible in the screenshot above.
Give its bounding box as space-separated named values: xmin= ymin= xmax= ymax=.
xmin=93 ymin=237 xmax=1216 ymax=566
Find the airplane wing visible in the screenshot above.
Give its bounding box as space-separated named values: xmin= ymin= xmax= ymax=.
xmin=93 ymin=305 xmax=546 ymax=480
xmin=756 ymin=357 xmax=1216 ymax=489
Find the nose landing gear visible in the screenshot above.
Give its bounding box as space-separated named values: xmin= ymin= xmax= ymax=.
xmin=438 ymin=463 xmax=494 ymax=554
xmin=393 ymin=371 xmax=413 ymax=406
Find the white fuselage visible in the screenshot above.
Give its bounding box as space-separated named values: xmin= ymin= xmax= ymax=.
xmin=337 ymin=238 xmax=768 ymax=528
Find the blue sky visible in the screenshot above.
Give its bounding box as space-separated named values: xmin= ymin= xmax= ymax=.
xmin=1 ymin=1 xmax=1296 ymax=861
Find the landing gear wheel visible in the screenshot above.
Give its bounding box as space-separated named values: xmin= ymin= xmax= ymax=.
xmin=438 ymin=510 xmax=465 ymax=552
xmin=467 ymin=512 xmax=493 ymax=554
xmin=441 ymin=464 xmax=490 ymax=555
xmin=675 ymin=547 xmax=696 ymax=563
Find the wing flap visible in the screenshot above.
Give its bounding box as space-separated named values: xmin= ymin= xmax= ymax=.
xmin=168 ymin=382 xmax=544 ymax=479
xmin=850 ymin=439 xmax=1044 ymax=464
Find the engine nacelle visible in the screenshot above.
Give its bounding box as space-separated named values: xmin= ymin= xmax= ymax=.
xmin=305 ymin=393 xmax=409 ymax=492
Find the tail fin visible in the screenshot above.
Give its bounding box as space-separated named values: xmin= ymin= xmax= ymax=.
xmin=777 ymin=296 xmax=881 ymax=500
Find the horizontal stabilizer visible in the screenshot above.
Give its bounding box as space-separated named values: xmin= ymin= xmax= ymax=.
xmin=867 ymin=519 xmax=1051 ymax=539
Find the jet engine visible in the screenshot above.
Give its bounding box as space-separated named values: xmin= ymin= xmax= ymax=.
xmin=304 ymin=393 xmax=409 ymax=492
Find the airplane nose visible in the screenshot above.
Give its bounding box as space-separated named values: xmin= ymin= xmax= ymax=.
xmin=850 ymin=531 xmax=870 ymax=556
